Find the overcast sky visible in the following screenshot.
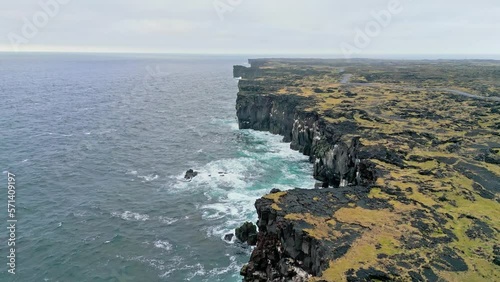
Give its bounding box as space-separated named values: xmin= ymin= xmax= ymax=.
xmin=0 ymin=0 xmax=498 ymax=56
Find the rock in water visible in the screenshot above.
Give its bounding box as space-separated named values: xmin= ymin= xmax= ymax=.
xmin=184 ymin=169 xmax=198 ymax=180
xmin=235 ymin=222 xmax=258 ymax=246
xmin=224 ymin=233 xmax=234 ymax=242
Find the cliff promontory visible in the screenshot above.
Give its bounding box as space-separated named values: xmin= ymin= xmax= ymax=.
xmin=235 ymin=59 xmax=500 ymax=282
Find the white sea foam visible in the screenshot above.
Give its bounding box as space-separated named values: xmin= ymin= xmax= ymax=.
xmin=229 ymin=122 xmax=239 ymax=131
xmin=159 ymin=255 xmax=241 ymax=280
xmin=117 ymin=255 xmax=167 ymax=271
xmin=205 ymin=220 xmax=235 ymax=236
xmin=112 ymin=211 xmax=150 ymax=221
xmin=159 ymin=256 xmax=184 ymax=278
xmin=160 ymin=269 xmax=175 ymax=278
xmin=171 ymin=127 xmax=316 ymax=252
xmin=112 ymin=212 xmax=175 ymax=223
xmin=201 ymin=191 xmax=262 ymax=223
xmin=127 ymin=170 xmax=159 ymax=182
xmin=171 ymin=157 xmax=260 ymax=192
xmin=138 ymin=174 xmax=159 ymax=182
xmin=201 ymin=201 xmax=242 ymax=219
xmin=157 ymin=216 xmax=178 ymax=225
xmin=185 ymin=263 xmax=206 ymax=280
xmin=207 ymin=255 xmax=240 ymax=276
xmin=45 ymin=132 xmax=74 ymax=137
xmin=160 ymin=261 xmax=207 ymax=279
xmin=154 ymin=240 xmax=172 ymax=251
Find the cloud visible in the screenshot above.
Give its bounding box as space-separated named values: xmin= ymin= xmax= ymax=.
xmin=0 ymin=0 xmax=498 ymax=55
xmin=109 ymin=19 xmax=208 ymax=34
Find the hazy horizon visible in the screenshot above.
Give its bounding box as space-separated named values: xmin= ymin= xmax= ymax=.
xmin=1 ymin=51 xmax=499 ymax=61
xmin=1 ymin=0 xmax=499 ymax=58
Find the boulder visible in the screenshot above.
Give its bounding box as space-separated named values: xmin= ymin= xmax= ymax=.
xmin=224 ymin=233 xmax=234 ymax=242
xmin=235 ymin=222 xmax=258 ymax=246
xmin=184 ymin=169 xmax=198 ymax=180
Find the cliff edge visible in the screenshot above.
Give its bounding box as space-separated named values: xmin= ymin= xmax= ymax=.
xmin=235 ymin=59 xmax=500 ymax=282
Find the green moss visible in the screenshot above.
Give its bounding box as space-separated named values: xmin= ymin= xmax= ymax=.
xmin=284 ymin=213 xmax=340 ymax=240
xmin=264 ymin=191 xmax=287 ymax=203
xmin=242 ymin=59 xmax=500 ymax=282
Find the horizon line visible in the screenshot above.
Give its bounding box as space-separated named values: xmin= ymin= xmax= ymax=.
xmin=0 ymin=50 xmax=500 ymax=60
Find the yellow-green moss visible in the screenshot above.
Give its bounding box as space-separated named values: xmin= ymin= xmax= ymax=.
xmin=248 ymin=60 xmax=500 ymax=282
xmin=285 ymin=213 xmax=340 ymax=240
xmin=264 ymin=191 xmax=287 ymax=203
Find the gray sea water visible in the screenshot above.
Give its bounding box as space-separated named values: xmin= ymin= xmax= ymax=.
xmin=0 ymin=53 xmax=315 ymax=281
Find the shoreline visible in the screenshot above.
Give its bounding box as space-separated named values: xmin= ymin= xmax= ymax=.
xmin=233 ymin=58 xmax=500 ymax=281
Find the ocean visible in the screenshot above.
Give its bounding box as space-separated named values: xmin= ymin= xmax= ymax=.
xmin=0 ymin=53 xmax=315 ymax=281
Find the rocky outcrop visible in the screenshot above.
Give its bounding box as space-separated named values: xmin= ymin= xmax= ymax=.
xmin=236 ymin=222 xmax=258 ymax=246
xmin=184 ymin=169 xmax=198 ymax=180
xmin=241 ymin=187 xmax=390 ymax=282
xmin=224 ymin=233 xmax=234 ymax=242
xmin=236 ymin=92 xmax=307 ymax=143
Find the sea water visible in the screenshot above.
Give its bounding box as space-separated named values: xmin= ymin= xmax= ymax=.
xmin=0 ymin=53 xmax=315 ymax=281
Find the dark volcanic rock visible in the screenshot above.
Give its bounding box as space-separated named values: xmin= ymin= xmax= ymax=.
xmin=270 ymin=188 xmax=282 ymax=194
xmin=236 ymin=222 xmax=258 ymax=246
xmin=242 ymin=187 xmax=373 ymax=281
xmin=224 ymin=233 xmax=234 ymax=242
xmin=493 ymin=256 xmax=500 ymax=266
xmin=493 ymin=245 xmax=500 ymax=266
xmin=233 ymin=59 xmax=500 ymax=282
xmin=236 ymin=91 xmax=377 ymax=187
xmin=184 ymin=169 xmax=198 ymax=180
xmin=348 ymin=267 xmax=392 ymax=281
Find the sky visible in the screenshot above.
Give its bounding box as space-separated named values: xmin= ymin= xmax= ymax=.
xmin=0 ymin=0 xmax=499 ymax=57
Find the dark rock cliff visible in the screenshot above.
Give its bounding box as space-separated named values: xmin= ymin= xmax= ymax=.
xmin=240 ymin=187 xmax=394 ymax=282
xmin=233 ymin=59 xmax=500 ymax=282
xmin=234 ymin=65 xmax=378 ymax=281
xmin=235 ymin=66 xmax=376 ymax=188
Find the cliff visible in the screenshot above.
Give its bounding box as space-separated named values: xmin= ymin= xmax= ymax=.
xmin=234 ymin=59 xmax=500 ymax=282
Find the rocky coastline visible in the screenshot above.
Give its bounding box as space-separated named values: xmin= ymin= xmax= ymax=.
xmin=233 ymin=59 xmax=500 ymax=282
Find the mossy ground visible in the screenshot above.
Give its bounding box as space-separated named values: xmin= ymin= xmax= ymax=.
xmin=251 ymin=59 xmax=500 ymax=281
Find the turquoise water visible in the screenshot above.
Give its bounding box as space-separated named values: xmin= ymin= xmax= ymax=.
xmin=0 ymin=53 xmax=315 ymax=281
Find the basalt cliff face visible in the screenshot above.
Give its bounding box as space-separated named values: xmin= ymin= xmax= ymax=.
xmin=234 ymin=59 xmax=500 ymax=282
xmin=236 ymin=91 xmax=377 ymax=188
